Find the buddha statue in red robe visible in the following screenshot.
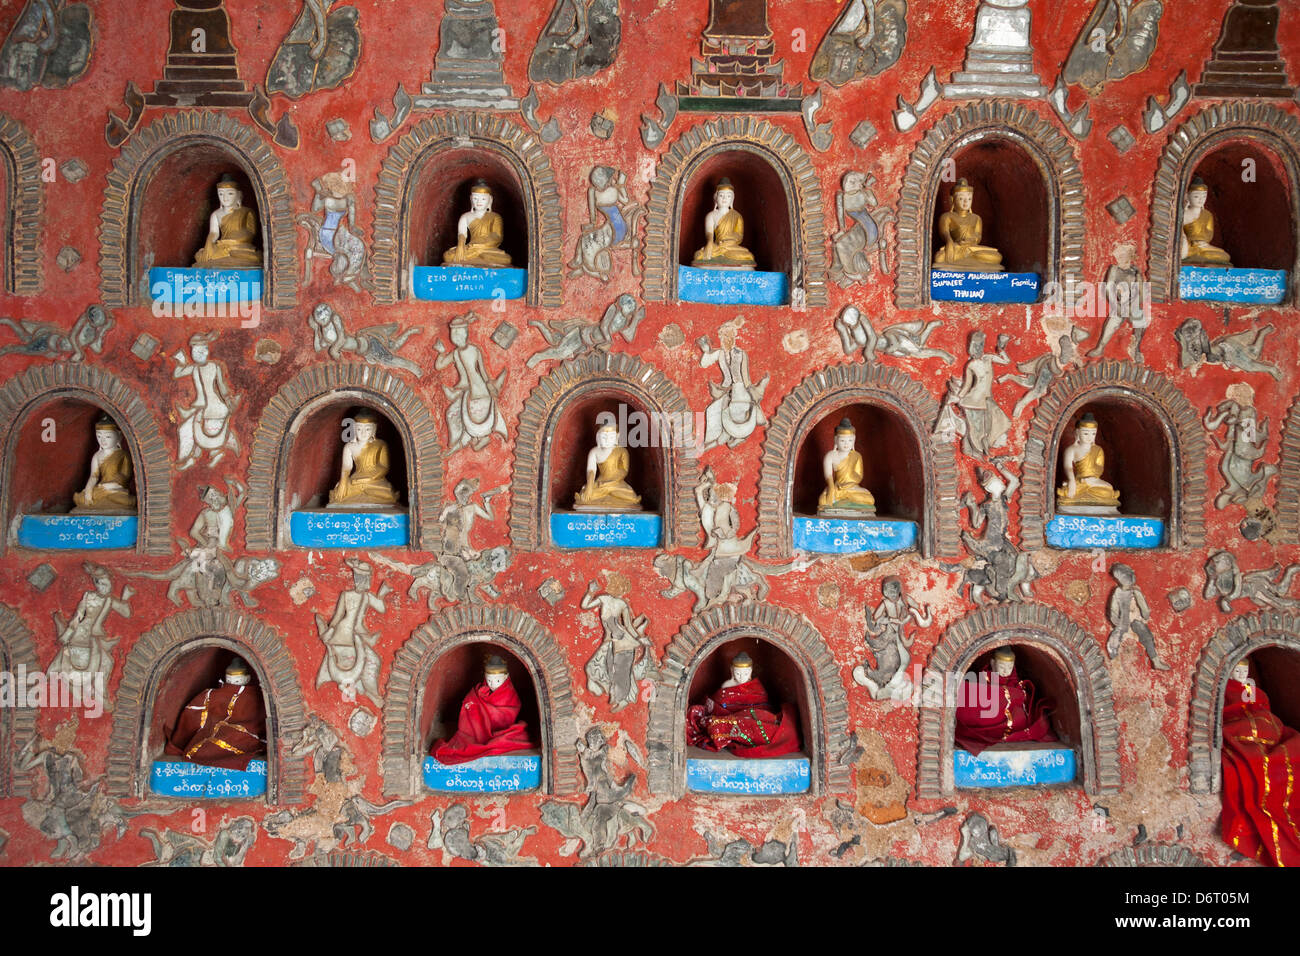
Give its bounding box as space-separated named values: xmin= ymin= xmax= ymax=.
xmin=433 ymin=655 xmax=532 ymax=764
xmin=1220 ymin=661 xmax=1300 ymax=867
xmin=164 ymin=658 xmax=267 ymax=770
xmin=954 ymin=647 xmax=1056 ymax=756
xmin=686 ymin=652 xmax=801 ymax=757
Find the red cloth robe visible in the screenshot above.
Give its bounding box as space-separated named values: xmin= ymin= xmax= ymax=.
xmin=686 ymin=678 xmax=801 ymax=757
xmin=164 ymin=682 xmax=266 ymax=770
xmin=954 ymin=666 xmax=1056 ymax=756
xmin=1220 ymin=679 xmax=1300 ymax=867
xmin=433 ymin=678 xmax=532 ymax=764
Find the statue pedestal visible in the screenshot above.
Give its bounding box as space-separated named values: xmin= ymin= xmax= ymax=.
xmin=411 ymin=266 xmax=526 ymax=302
xmin=290 ymin=509 xmax=409 ymax=548
xmin=1179 ymin=266 xmax=1287 ymax=304
xmin=678 ymin=265 xmax=788 ymax=305
xmin=792 ymin=516 xmax=918 ymax=554
xmin=954 ymin=742 xmax=1076 ymax=788
xmin=930 ymin=270 xmax=1039 ymax=303
xmin=686 ymin=747 xmax=811 ymax=795
xmin=18 ymin=514 xmax=138 ymax=550
xmin=422 ymin=752 xmax=541 ymax=793
xmin=1045 ymin=514 xmax=1164 ymax=549
xmin=550 ymin=511 xmax=661 ymax=549
xmin=149 ymin=267 xmax=262 ymax=307
xmin=150 ymin=758 xmax=268 ymax=800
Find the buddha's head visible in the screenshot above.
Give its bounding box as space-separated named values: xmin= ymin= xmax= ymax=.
xmin=714 ymin=178 xmax=736 ymax=212
xmin=94 ymin=417 xmax=122 ymax=452
xmin=596 ymin=419 xmax=620 ymax=450
xmin=225 ymin=658 xmax=254 ymax=687
xmin=1075 ymin=412 xmax=1099 ymax=448
xmin=952 ymin=179 xmax=974 ymax=214
xmin=215 ymin=174 xmax=242 ymax=211
xmin=469 ymin=180 xmax=493 ymax=213
xmin=351 ymin=409 xmax=379 ymax=445
xmin=1186 ymin=178 xmax=1209 ymax=213
xmin=1232 ymin=660 xmax=1250 ymax=684
xmin=992 ymin=647 xmax=1015 ymax=678
xmin=730 ymin=651 xmax=754 ymax=685
xmin=484 ymin=654 xmax=509 ymax=692
xmin=834 ymin=417 xmax=856 ymax=452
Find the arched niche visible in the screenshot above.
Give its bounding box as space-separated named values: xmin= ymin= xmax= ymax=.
xmin=509 ymin=351 xmax=699 ymax=550
xmin=371 ymin=112 xmax=563 ymax=308
xmin=646 ymin=602 xmax=853 ymax=797
xmin=916 ymin=603 xmax=1119 ymax=799
xmin=1149 ymin=103 xmax=1300 ymax=303
xmin=99 ymin=112 xmax=298 ymax=310
xmin=895 ymin=102 xmax=1084 ymax=309
xmin=1187 ymin=612 xmax=1300 ymax=794
xmin=757 ymin=362 xmax=958 ymax=559
xmin=106 ymin=608 xmax=307 ymax=805
xmin=0 ymin=606 xmax=39 ymax=798
xmin=1020 ymin=361 xmax=1205 ymax=550
xmin=282 ymin=400 xmax=409 ymax=516
xmin=0 ymin=113 xmax=42 ymax=295
xmin=381 ymin=605 xmax=578 ymax=797
xmin=643 ymin=116 xmax=828 ymax=306
xmin=245 ymin=363 xmax=443 ymax=551
xmin=0 ymin=365 xmax=171 ymax=555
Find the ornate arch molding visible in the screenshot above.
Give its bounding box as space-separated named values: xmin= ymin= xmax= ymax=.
xmin=98 ymin=111 xmax=298 ymax=310
xmin=509 ymin=350 xmax=699 ymax=550
xmin=894 ymin=101 xmax=1084 ymax=309
xmin=1187 ymin=612 xmax=1300 ymax=794
xmin=0 ymin=364 xmax=171 ymax=555
xmin=1149 ymin=103 xmax=1300 ymax=303
xmin=381 ymin=605 xmax=578 ymax=797
xmin=757 ymin=362 xmax=958 ymax=559
xmin=245 ymin=362 xmax=444 ymax=551
xmin=917 ymin=603 xmax=1119 ymax=799
xmin=642 ymin=116 xmax=828 ymax=306
xmin=0 ymin=114 xmax=43 ymax=295
xmin=1276 ymin=392 xmax=1300 ymax=539
xmin=1020 ymin=360 xmax=1205 ymax=550
xmin=0 ymin=606 xmax=38 ymax=798
xmin=106 ymin=608 xmax=307 ymax=804
xmin=1098 ymin=843 xmax=1207 ymax=867
xmin=370 ymin=111 xmax=563 ymax=308
xmin=646 ymin=602 xmax=852 ymax=797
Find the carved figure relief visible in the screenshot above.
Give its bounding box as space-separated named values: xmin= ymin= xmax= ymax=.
xmin=314 ymin=558 xmax=388 ymax=703
xmin=852 ymin=576 xmax=931 ymax=700
xmin=266 ymin=0 xmax=361 ymax=99
xmin=17 ymin=736 xmax=127 ymax=861
xmin=0 ymin=305 xmax=112 ymax=362
xmin=526 ymin=295 xmax=644 ymax=370
xmin=936 ymin=332 xmax=1013 ymax=459
xmin=1203 ymin=551 xmax=1300 ymax=612
xmin=830 ymin=171 xmax=893 ymax=286
xmin=699 ymin=322 xmax=768 ymax=451
xmin=539 ymin=728 xmax=654 ymax=858
xmin=1106 ymin=563 xmax=1170 ymax=669
xmin=810 ymin=0 xmax=907 ymax=86
xmin=47 ymin=563 xmax=132 ymax=688
xmin=1174 ymin=319 xmax=1280 ymax=380
xmin=1087 ymin=242 xmax=1148 ymax=362
xmin=1063 ymin=0 xmax=1163 ymax=93
xmin=961 ymin=460 xmax=1037 ymax=604
xmin=300 ymin=173 xmax=367 ymax=292
xmin=1205 ymin=391 xmax=1277 ymax=509
xmin=140 ymin=817 xmax=256 ymax=867
xmin=0 ymin=0 xmax=92 ymax=91
xmin=836 ymin=306 xmax=952 ymax=364
xmin=309 ymin=302 xmax=420 ymax=375
xmin=173 ymin=331 xmax=241 ymax=471
xmin=568 ymin=167 xmax=643 ymax=282
xmin=583 ymin=576 xmax=656 ymax=712
xmin=528 ymin=0 xmax=621 ymax=85
xmin=430 ymin=803 xmax=538 ymax=865
xmin=437 ymin=312 xmax=508 ymax=452
xmin=999 ymin=331 xmax=1083 ymax=419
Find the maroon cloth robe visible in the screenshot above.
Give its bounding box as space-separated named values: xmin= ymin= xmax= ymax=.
xmin=433 ymin=678 xmax=532 ymax=764
xmin=686 ymin=678 xmax=801 ymax=757
xmin=165 ymin=682 xmax=266 ymax=770
xmin=954 ymin=666 xmax=1056 ymax=756
xmin=1220 ymin=679 xmax=1300 ymax=867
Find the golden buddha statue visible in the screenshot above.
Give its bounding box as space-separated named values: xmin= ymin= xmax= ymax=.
xmin=72 ymin=418 xmax=136 ymax=512
xmin=933 ymin=178 xmax=1004 ymax=273
xmin=193 ymin=174 xmax=262 ymax=269
xmin=327 ymin=408 xmax=401 ymax=508
xmin=818 ymin=418 xmax=876 ymax=515
xmin=573 ymin=420 xmax=642 ymax=511
xmin=1056 ymin=413 xmax=1121 ymax=514
xmin=442 ymin=180 xmax=514 ymax=268
xmin=1180 ymin=177 xmax=1232 ymax=268
xmin=692 ymin=178 xmax=757 ymax=270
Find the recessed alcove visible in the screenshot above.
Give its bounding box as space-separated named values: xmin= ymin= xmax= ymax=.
xmin=409 ymin=151 xmax=528 ymax=271
xmin=677 ymin=151 xmax=791 ymax=275
xmin=138 ymin=150 xmax=263 ymax=273
xmin=1190 ymin=143 xmax=1293 ymax=274
xmin=1237 ymin=648 xmax=1300 ymax=732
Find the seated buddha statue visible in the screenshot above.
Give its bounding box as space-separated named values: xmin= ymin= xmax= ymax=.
xmin=193 ymin=174 xmax=262 ymax=269
xmin=954 ymin=647 xmax=1056 ymax=756
xmin=432 ymin=654 xmax=532 ymax=765
xmin=686 ymin=652 xmax=801 ymax=757
xmin=72 ymin=418 xmax=136 ymax=512
xmin=164 ymin=658 xmax=266 ymax=769
xmin=933 ymin=178 xmax=1004 ymax=272
xmin=1180 ymin=177 xmax=1232 ymax=268
xmin=691 ymin=178 xmax=757 ymax=270
xmin=327 ymin=408 xmax=401 ymax=508
xmin=1056 ymin=413 xmax=1121 ymax=514
xmin=442 ymin=180 xmax=514 ymax=268
xmin=573 ymin=420 xmax=642 ymax=511
xmin=817 ymin=418 xmax=876 ymax=515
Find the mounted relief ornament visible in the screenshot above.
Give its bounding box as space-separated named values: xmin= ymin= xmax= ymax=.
xmin=0 ymin=0 xmax=93 ymax=92
xmin=266 ymin=0 xmax=361 ymax=99
xmin=809 ymin=0 xmax=907 ymax=87
xmin=1063 ymin=0 xmax=1163 ymax=94
xmin=300 ymin=172 xmax=367 ymax=293
xmin=568 ymin=166 xmax=643 ymax=283
xmin=528 ymin=0 xmax=621 ymax=85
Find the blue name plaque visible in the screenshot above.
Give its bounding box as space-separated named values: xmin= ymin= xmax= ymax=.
xmin=930 ymin=270 xmax=1040 ymax=304
xmin=677 ymin=265 xmax=789 ymax=305
xmin=150 ymin=759 xmax=268 ymax=800
xmin=792 ymin=516 xmax=917 ymax=554
xmin=412 ymin=266 xmax=526 ymax=302
xmin=423 ymin=753 xmax=541 ymax=793
xmin=1179 ymin=266 xmax=1287 ymax=305
xmin=1046 ymin=514 xmax=1164 ymax=550
xmin=550 ymin=511 xmax=661 ymax=549
xmin=290 ymin=510 xmax=409 ymax=548
xmin=954 ymin=744 xmax=1076 ymax=789
xmin=687 ymin=750 xmax=811 ymax=795
xmin=149 ymin=267 xmax=262 ymax=305
xmin=18 ymin=514 xmax=138 ymax=550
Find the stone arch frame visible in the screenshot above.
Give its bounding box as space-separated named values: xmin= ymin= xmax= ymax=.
xmin=106 ymin=608 xmax=307 ymax=805
xmin=245 ymin=362 xmax=444 ymax=551
xmin=1187 ymin=612 xmax=1300 ymax=794
xmin=1019 ymin=360 xmax=1206 ymax=550
xmin=0 ymin=113 xmax=43 ymax=295
xmin=98 ymin=111 xmax=298 ymax=310
xmin=757 ymin=362 xmax=959 ymax=559
xmin=1276 ymin=392 xmax=1300 ymax=539
xmin=370 ymin=111 xmax=564 ymax=308
xmin=1098 ymin=843 xmax=1207 ymax=867
xmin=0 ymin=364 xmax=172 ymax=555
xmin=0 ymin=606 xmax=39 ymax=798
xmin=894 ymin=101 xmax=1085 ymax=309
xmin=642 ymin=115 xmax=829 ymax=307
xmin=1148 ymin=102 xmax=1300 ymax=304
xmin=646 ymin=602 xmax=853 ymax=797
xmin=381 ymin=605 xmax=579 ymax=797
xmin=509 ymin=350 xmax=700 ymax=550
xmin=916 ymin=603 xmax=1120 ymax=799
